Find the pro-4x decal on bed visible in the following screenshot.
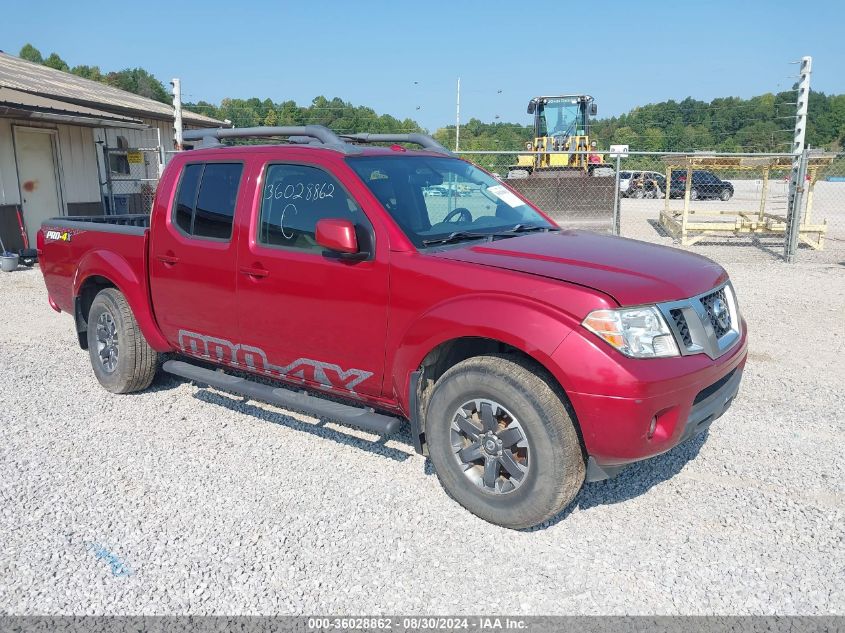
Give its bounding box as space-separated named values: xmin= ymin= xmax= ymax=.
xmin=177 ymin=330 xmax=373 ymax=393
xmin=43 ymin=228 xmax=77 ymax=242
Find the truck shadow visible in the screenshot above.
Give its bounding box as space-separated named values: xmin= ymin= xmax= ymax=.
xmin=158 ymin=372 xmax=710 ymax=525
xmin=529 ymin=431 xmax=709 ymax=530
xmin=191 ymin=388 xmax=415 ymax=463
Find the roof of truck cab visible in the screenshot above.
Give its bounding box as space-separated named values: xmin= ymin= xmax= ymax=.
xmin=178 ymin=144 xmax=455 ymax=159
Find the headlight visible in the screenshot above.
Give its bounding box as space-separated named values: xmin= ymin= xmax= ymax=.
xmin=582 ymin=306 xmax=679 ymax=358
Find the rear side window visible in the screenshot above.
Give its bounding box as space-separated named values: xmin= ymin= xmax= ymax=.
xmin=172 ymin=162 xmax=243 ymax=240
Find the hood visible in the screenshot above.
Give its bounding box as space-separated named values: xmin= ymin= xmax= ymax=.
xmin=432 ymin=230 xmax=727 ymax=306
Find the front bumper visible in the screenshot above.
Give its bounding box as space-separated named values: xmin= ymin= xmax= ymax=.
xmin=551 ymin=317 xmax=748 ymax=478
xmin=584 ymin=363 xmax=744 ymax=481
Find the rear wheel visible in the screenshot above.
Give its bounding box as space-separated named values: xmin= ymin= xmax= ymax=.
xmin=690 ymin=188 xmax=699 ymax=201
xmin=425 ymin=354 xmax=585 ymax=529
xmin=86 ymin=288 xmax=159 ymax=394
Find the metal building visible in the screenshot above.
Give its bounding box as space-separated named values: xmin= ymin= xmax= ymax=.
xmin=0 ymin=52 xmax=223 ymax=251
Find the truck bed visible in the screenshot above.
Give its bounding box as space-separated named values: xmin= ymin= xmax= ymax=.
xmin=38 ymin=214 xmax=151 ymax=315
xmin=46 ymin=213 xmax=151 ymax=230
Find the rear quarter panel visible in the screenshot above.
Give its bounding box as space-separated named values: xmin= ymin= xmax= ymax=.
xmin=38 ymin=223 xmax=171 ymax=351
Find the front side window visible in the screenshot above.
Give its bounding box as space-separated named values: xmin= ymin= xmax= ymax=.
xmin=171 ymin=162 xmax=243 ymax=240
xmin=258 ymin=164 xmax=366 ymax=253
xmin=347 ymin=156 xmax=554 ymax=249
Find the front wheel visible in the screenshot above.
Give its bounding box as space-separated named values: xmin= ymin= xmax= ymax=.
xmin=720 ymin=188 xmax=732 ymax=201
xmin=425 ymin=355 xmax=585 ymax=529
xmin=690 ymin=188 xmax=699 ymax=201
xmin=87 ymin=288 xmax=159 ymax=394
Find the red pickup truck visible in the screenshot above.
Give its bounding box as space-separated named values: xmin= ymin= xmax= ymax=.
xmin=38 ymin=126 xmax=747 ymax=529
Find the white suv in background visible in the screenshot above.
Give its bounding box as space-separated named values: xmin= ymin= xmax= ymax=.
xmin=619 ymin=170 xmax=665 ymax=198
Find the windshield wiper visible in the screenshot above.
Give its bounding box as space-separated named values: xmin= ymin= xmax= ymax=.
xmin=421 ymin=231 xmax=493 ymax=246
xmin=496 ymin=223 xmax=561 ymax=235
xmin=421 ymin=224 xmax=559 ymax=247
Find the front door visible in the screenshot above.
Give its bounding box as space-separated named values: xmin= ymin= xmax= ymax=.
xmin=14 ymin=128 xmax=63 ymax=244
xmin=235 ymin=158 xmax=389 ymax=398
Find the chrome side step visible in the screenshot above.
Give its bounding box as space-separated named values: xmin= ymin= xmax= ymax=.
xmin=162 ymin=360 xmax=403 ymax=436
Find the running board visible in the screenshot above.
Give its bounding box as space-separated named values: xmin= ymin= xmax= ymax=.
xmin=162 ymin=360 xmax=403 ymax=435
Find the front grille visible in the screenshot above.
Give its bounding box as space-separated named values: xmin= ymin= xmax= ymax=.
xmin=700 ymin=288 xmax=731 ymax=338
xmin=670 ymin=309 xmax=693 ymax=347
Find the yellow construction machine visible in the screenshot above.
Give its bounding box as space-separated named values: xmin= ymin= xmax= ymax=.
xmin=508 ymin=95 xmax=606 ymax=177
xmin=505 ymin=94 xmax=616 ymax=229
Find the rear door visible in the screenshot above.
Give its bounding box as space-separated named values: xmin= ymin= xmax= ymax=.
xmin=149 ymin=160 xmax=246 ymax=350
xmin=234 ymin=155 xmax=389 ymax=398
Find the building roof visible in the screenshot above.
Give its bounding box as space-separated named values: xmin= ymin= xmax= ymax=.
xmin=0 ymin=51 xmax=223 ymax=128
xmin=0 ymin=86 xmax=148 ymax=128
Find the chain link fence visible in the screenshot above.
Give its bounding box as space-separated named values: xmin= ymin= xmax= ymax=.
xmin=458 ymin=151 xmax=619 ymax=233
xmin=103 ymin=145 xmax=163 ymax=215
xmin=800 ymin=153 xmax=845 ymax=255
xmin=458 ymin=149 xmax=845 ymax=263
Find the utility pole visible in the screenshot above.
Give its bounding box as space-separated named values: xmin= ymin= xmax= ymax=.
xmin=171 ymin=78 xmax=183 ymax=151
xmin=785 ymin=56 xmax=812 ymax=262
xmin=455 ymin=77 xmax=461 ymax=152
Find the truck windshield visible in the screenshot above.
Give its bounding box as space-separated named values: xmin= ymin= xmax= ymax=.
xmin=347 ymin=156 xmax=554 ymax=249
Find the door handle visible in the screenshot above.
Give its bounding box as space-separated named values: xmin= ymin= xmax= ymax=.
xmin=239 ymin=267 xmax=269 ymax=279
xmin=156 ymin=254 xmax=180 ymax=265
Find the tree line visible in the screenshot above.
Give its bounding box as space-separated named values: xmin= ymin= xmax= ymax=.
xmin=16 ymin=44 xmax=845 ymax=153
xmin=434 ymin=92 xmax=845 ymax=153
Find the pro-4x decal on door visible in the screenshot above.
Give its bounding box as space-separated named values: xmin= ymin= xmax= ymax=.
xmin=177 ymin=330 xmax=373 ymax=393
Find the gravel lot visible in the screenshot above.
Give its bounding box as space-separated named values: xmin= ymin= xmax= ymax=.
xmin=1 ymin=248 xmax=843 ymax=615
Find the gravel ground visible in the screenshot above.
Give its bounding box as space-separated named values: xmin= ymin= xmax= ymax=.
xmin=0 ymin=251 xmax=843 ymax=616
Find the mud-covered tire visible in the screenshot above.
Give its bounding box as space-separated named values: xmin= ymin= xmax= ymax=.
xmin=425 ymin=354 xmax=585 ymax=529
xmin=86 ymin=288 xmax=158 ymax=394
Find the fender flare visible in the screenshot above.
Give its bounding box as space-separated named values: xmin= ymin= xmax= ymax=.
xmin=390 ymin=293 xmax=579 ymax=415
xmin=72 ymin=248 xmax=171 ymax=352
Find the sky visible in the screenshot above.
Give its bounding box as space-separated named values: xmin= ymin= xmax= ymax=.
xmin=1 ymin=0 xmax=844 ymax=131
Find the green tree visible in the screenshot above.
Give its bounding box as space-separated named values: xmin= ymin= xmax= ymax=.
xmin=43 ymin=52 xmax=69 ymax=72
xmin=105 ymin=68 xmax=170 ymax=104
xmin=70 ymin=65 xmax=103 ymax=82
xmin=19 ymin=43 xmax=43 ymax=63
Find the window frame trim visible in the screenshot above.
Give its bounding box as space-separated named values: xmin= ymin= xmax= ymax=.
xmin=170 ymin=160 xmax=245 ymax=243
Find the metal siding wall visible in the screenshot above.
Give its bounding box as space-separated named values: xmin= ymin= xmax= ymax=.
xmin=56 ymin=124 xmax=100 ymax=204
xmin=0 ymin=119 xmax=21 ymax=205
xmin=0 ymin=119 xmax=101 ymax=207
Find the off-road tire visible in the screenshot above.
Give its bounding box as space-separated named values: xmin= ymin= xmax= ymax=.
xmin=87 ymin=288 xmax=158 ymax=394
xmin=425 ymin=354 xmax=585 ymax=529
